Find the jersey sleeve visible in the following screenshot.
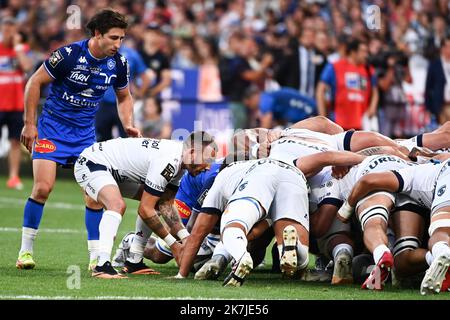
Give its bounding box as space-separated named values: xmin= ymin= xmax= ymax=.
xmin=316 ymin=178 xmax=343 ymax=208
xmin=391 ymin=166 xmax=416 ymax=193
xmin=144 ymin=158 xmax=179 ymax=197
xmin=320 ymin=62 xmax=336 ymax=89
xmin=114 ymin=54 xmax=129 ymax=89
xmin=43 ymin=45 xmax=79 ymax=79
xmin=200 ymin=175 xmax=226 ymax=215
xmin=193 ymin=170 xmax=219 ymax=211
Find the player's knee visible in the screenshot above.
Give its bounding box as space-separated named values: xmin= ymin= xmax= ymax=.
xmin=108 ymin=198 xmax=126 ymax=214
xmin=31 ymin=182 xmax=53 ymax=202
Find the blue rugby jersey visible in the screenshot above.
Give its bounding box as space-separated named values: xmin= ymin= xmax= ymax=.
xmin=176 ymin=160 xmax=223 ymax=224
xmin=42 ymin=39 xmax=129 ymax=127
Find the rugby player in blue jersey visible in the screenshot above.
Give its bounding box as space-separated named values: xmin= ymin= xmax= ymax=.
xmin=16 ymin=9 xmax=141 ymax=269
xmin=111 ymin=160 xmax=229 ymax=270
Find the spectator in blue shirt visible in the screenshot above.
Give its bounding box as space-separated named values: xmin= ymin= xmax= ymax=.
xmin=243 ymin=86 xmax=317 ymax=128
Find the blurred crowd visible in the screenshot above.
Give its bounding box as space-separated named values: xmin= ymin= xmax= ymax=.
xmin=1 ymin=0 xmax=450 ymax=139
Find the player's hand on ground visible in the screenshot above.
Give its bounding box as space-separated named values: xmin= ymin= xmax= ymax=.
xmin=20 ymin=124 xmax=38 ymax=153
xmin=125 ymin=126 xmax=142 ymax=138
xmin=171 ymin=242 xmax=183 ymax=266
xmin=166 ymin=272 xmax=186 ymax=280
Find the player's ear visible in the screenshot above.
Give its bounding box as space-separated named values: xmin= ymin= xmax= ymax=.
xmin=94 ymin=30 xmax=102 ymax=39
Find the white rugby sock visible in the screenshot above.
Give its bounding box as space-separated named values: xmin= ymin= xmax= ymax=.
xmin=128 ymin=215 xmax=153 ymax=263
xmin=425 ymin=251 xmax=434 ymax=266
xmin=277 ymin=244 xmax=283 ymax=258
xmin=212 ymin=240 xmax=232 ymax=262
xmin=297 ymin=242 xmax=310 ymax=270
xmin=431 ymin=241 xmax=450 ymax=259
xmin=97 ymin=210 xmax=122 ymax=266
xmin=87 ymin=240 xmax=99 ymax=261
xmin=20 ymin=227 xmax=38 ymax=254
xmin=373 ymin=244 xmax=390 ymax=264
xmin=222 ymin=227 xmax=248 ymax=262
xmin=332 ymin=243 xmax=354 ymax=261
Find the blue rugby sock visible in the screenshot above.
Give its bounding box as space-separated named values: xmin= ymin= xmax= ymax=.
xmin=85 ymin=206 xmax=103 ymax=241
xmin=20 ymin=198 xmax=45 ymax=253
xmin=23 ymin=198 xmax=44 ymax=229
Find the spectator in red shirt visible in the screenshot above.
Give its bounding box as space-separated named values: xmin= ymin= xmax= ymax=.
xmin=0 ymin=17 xmax=32 ymax=189
xmin=316 ymin=39 xmax=379 ymax=131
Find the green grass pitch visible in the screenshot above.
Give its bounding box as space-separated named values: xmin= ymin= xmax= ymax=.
xmin=0 ymin=175 xmax=448 ymax=300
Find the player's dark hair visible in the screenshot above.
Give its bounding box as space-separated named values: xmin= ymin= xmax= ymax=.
xmin=86 ymin=9 xmax=128 ymax=36
xmin=219 ymin=151 xmax=249 ymax=172
xmin=183 ymin=131 xmax=217 ymax=151
xmin=347 ymin=38 xmax=366 ymax=54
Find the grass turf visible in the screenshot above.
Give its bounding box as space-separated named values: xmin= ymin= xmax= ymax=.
xmin=0 ymin=175 xmax=448 ymax=300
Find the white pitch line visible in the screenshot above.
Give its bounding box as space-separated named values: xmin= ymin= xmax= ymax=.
xmin=0 ymin=227 xmax=84 ymax=234
xmin=0 ymin=197 xmax=84 ymax=211
xmin=0 ymin=295 xmax=222 ymax=300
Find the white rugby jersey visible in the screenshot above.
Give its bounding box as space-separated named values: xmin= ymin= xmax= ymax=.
xmin=269 ymin=135 xmax=335 ymax=211
xmin=81 ymin=138 xmax=184 ymax=196
xmin=281 ymin=128 xmax=338 ymax=149
xmin=269 ymin=135 xmax=334 ymax=166
xmin=316 ymin=155 xmax=414 ymax=206
xmin=201 ymin=158 xmax=305 ymax=215
xmin=201 ymin=160 xmax=253 ymax=215
xmin=393 ymin=160 xmax=449 ymax=209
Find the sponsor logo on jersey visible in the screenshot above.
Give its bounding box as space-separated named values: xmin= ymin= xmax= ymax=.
xmin=49 ymin=50 xmax=63 ymax=68
xmin=107 ymin=59 xmax=116 ymax=70
xmin=69 ymin=71 xmax=90 ymax=83
xmin=437 ymin=185 xmax=446 ymax=197
xmin=161 ymin=163 xmax=176 ymax=182
xmin=34 ymin=139 xmax=56 ymax=153
xmin=95 ymin=85 xmax=108 ymax=90
xmin=174 ymin=199 xmax=192 ymax=219
xmin=120 ymin=55 xmax=127 ymax=65
xmin=99 ymin=72 xmax=117 ymax=84
xmin=62 ymin=91 xmax=98 ymax=107
xmin=345 ymin=72 xmax=365 ymax=90
xmin=238 ymin=181 xmax=248 ymax=191
xmin=197 ymin=189 xmax=209 ymax=206
xmin=145 ymin=180 xmax=164 ymax=192
xmin=74 ymin=64 xmax=89 ymax=72
xmin=65 ymin=47 xmax=72 ymax=55
xmin=86 ymin=183 xmax=96 ymax=194
xmin=78 ymin=56 xmax=87 ymax=64
xmin=80 ymin=88 xmax=94 ymax=97
xmin=90 ymin=66 xmax=101 ymax=75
